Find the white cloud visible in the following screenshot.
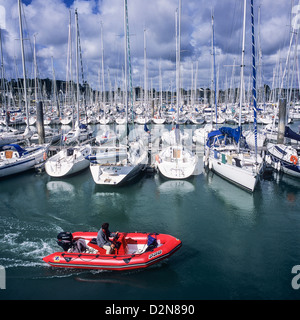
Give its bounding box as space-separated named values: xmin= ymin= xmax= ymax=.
xmin=0 ymin=0 xmax=296 ymax=91
xmin=0 ymin=4 xmax=6 ymax=29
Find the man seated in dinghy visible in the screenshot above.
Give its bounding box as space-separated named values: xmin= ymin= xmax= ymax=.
xmin=97 ymin=223 xmax=119 ymax=254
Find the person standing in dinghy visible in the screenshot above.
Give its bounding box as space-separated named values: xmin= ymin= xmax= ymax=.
xmin=97 ymin=223 xmax=118 ymax=254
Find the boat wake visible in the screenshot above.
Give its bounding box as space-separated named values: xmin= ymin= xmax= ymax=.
xmin=0 ymin=216 xmax=60 ymax=271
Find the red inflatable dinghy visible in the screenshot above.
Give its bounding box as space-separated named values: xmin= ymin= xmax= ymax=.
xmin=43 ymin=231 xmax=182 ymax=271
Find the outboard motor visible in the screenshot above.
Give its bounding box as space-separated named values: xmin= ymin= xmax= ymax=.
xmin=57 ymin=232 xmax=73 ymax=251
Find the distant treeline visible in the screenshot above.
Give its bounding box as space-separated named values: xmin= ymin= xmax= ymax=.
xmin=1 ymin=78 xmax=298 ymax=104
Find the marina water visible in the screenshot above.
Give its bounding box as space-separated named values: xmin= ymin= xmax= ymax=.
xmin=1 ymin=122 xmax=300 ymax=300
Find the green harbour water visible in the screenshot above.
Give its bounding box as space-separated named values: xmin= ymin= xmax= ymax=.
xmin=0 ymin=123 xmax=300 ymax=301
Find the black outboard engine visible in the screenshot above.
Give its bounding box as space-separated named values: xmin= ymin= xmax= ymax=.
xmin=57 ymin=232 xmax=73 ymax=251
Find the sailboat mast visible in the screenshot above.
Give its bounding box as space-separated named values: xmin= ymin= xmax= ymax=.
xmin=239 ymin=0 xmax=247 ymax=128
xmin=159 ymin=60 xmax=162 ymax=108
xmin=144 ymin=28 xmax=147 ymax=107
xmin=33 ymin=35 xmax=38 ymax=104
xmin=65 ymin=10 xmax=71 ymax=109
xmin=251 ymin=0 xmax=258 ymax=160
xmin=100 ymin=21 xmax=105 ymax=106
xmin=175 ymin=0 xmax=181 ymax=124
xmin=124 ymin=0 xmax=133 ymax=123
xmin=0 ymin=28 xmax=8 ymax=131
xmin=175 ymin=8 xmax=178 ymax=122
xmin=124 ymin=0 xmax=128 ymax=124
xmin=173 ymin=0 xmax=182 ymax=146
xmin=75 ymin=9 xmax=80 ymax=125
xmin=212 ymin=11 xmax=217 ymax=127
xmin=18 ymin=0 xmax=29 ymax=128
xmin=178 ymin=0 xmax=181 ymax=114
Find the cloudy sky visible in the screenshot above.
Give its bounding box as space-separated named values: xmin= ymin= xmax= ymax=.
xmin=0 ymin=0 xmax=298 ymax=93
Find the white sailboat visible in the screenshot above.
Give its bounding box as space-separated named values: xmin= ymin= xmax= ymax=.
xmin=152 ymin=58 xmax=166 ymax=125
xmin=192 ymin=123 xmax=214 ymax=145
xmin=45 ymin=10 xmax=92 ymax=178
xmin=30 ymin=127 xmax=61 ymax=144
xmin=155 ymin=141 xmax=198 ymax=179
xmin=0 ymin=143 xmax=49 ymax=178
xmin=204 ymin=127 xmax=263 ymax=192
xmin=193 ymin=12 xmax=219 ymax=147
xmin=95 ymin=126 xmax=118 ymax=146
xmin=86 ymin=145 xmax=127 ymax=164
xmin=0 ymin=0 xmax=48 ymax=178
xmin=243 ymin=128 xmax=266 ymax=151
xmin=45 ymin=144 xmax=91 ymax=178
xmin=63 ymin=121 xmax=92 ymax=145
xmin=155 ymin=1 xmax=198 ymax=180
xmin=152 ymin=115 xmax=166 ymax=124
xmin=89 ymin=0 xmax=147 ymax=186
xmin=63 ymin=10 xmax=92 ymax=145
xmin=266 ymin=143 xmax=300 ymax=178
xmin=264 ymin=4 xmax=300 ymax=179
xmin=0 ymin=28 xmax=33 ymax=146
xmin=0 ymin=126 xmax=32 ymax=146
xmin=60 ymin=115 xmax=73 ymax=125
xmin=204 ymin=1 xmax=264 ymax=192
xmin=89 ymin=139 xmax=147 ymax=185
xmin=161 ymin=126 xmax=189 ymax=145
xmin=265 ymin=127 xmax=300 ymax=178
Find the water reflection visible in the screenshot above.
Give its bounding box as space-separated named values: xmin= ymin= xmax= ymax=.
xmin=273 ymin=171 xmax=300 ymax=206
xmin=91 ymin=180 xmax=144 ymax=221
xmin=46 ymin=181 xmax=75 ymax=195
xmin=204 ymin=170 xmax=256 ymax=224
xmin=157 ymin=179 xmax=195 ymax=194
xmin=73 ymin=262 xmax=180 ymax=291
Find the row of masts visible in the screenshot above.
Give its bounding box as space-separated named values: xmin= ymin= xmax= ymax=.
xmin=1 ymin=0 xmax=300 ymax=119
xmin=1 ymin=77 xmax=300 ymax=110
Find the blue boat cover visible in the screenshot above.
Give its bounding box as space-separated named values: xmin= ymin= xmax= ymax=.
xmin=79 ymin=123 xmax=87 ymax=129
xmin=206 ymin=127 xmax=242 ymax=147
xmin=206 ymin=129 xmax=223 ymax=147
xmin=219 ymin=126 xmax=241 ymax=144
xmin=144 ymin=124 xmax=150 ymax=133
xmin=207 ymin=129 xmax=222 ymax=140
xmin=285 ymin=126 xmax=300 ymax=142
xmin=1 ymin=144 xmax=27 ymax=156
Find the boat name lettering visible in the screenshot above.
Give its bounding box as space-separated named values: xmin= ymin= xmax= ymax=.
xmin=148 ymin=250 xmax=162 ymax=259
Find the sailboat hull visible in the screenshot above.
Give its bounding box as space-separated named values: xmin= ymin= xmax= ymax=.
xmin=267 ymin=143 xmax=300 ymax=178
xmin=45 ymin=145 xmax=91 ymax=177
xmin=0 ymin=145 xmax=48 ymax=178
xmin=90 ymin=163 xmax=145 ymax=186
xmin=208 ymin=155 xmax=261 ymax=192
xmin=156 ymin=145 xmax=198 ymax=180
xmin=157 ymin=159 xmax=197 ymax=180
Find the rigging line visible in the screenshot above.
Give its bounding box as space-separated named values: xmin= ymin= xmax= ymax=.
xmin=212 ymin=11 xmax=218 ymax=127
xmin=75 ymin=9 xmax=87 ymax=112
xmin=125 ymin=0 xmax=134 ymax=124
xmin=78 ymin=27 xmax=85 ymax=85
xmin=76 ymin=13 xmax=86 ymax=95
xmin=251 ymin=0 xmax=258 ymax=161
